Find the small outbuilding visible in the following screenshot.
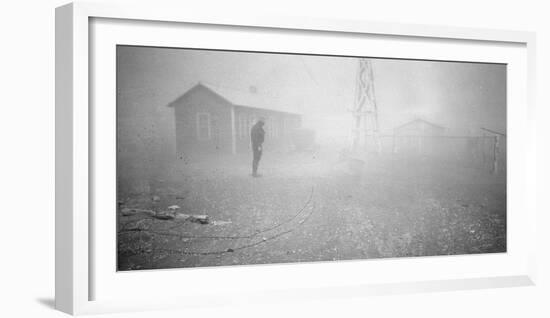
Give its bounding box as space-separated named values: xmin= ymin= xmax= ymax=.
xmin=393 ymin=118 xmax=446 ymax=155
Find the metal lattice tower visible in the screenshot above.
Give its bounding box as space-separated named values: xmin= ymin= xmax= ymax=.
xmin=351 ymin=58 xmax=381 ymax=153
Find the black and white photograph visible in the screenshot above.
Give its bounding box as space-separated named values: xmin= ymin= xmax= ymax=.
xmin=116 ymin=45 xmax=507 ymax=271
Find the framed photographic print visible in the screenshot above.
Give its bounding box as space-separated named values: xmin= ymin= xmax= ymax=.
xmin=56 ymin=1 xmax=537 ymax=315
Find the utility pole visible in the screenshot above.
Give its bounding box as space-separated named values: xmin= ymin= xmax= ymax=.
xmin=351 ymin=59 xmax=381 ymax=154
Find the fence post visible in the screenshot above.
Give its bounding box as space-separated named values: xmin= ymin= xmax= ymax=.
xmin=492 ymin=135 xmax=500 ymax=174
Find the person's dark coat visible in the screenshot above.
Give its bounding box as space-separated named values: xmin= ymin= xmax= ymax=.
xmin=251 ymin=122 xmax=265 ymax=149
xmin=250 ymin=121 xmax=265 ymax=176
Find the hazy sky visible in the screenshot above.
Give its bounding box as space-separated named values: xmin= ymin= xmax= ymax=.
xmin=117 ymin=46 xmax=506 ymax=136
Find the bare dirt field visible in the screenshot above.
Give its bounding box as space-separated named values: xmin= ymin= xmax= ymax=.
xmin=117 ymin=151 xmax=506 ymax=271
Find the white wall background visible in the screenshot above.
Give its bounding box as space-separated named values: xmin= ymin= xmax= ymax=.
xmin=0 ymin=0 xmax=547 ymax=317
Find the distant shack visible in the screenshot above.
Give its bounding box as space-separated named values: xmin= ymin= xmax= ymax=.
xmin=393 ymin=118 xmax=446 ymax=155
xmin=168 ymin=83 xmax=302 ymax=158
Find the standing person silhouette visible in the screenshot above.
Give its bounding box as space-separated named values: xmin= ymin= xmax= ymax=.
xmin=250 ymin=118 xmax=265 ymax=177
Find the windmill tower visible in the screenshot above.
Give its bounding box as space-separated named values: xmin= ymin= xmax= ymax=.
xmin=351 ymin=58 xmax=381 ymax=153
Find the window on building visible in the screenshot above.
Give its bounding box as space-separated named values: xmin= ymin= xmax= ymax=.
xmin=238 ymin=114 xmax=247 ymax=139
xmin=274 ymin=118 xmax=279 ymax=138
xmin=267 ymin=117 xmax=278 ymax=139
xmin=196 ymin=112 xmax=211 ymax=140
xmin=265 ymin=117 xmax=271 ymax=138
xmin=249 ymin=115 xmax=256 ymax=136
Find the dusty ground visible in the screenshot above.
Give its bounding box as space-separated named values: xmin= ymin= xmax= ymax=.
xmin=117 ymin=151 xmax=506 ymax=271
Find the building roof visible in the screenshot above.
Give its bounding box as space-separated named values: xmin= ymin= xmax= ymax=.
xmin=394 ymin=118 xmax=445 ymax=131
xmin=480 ymin=127 xmax=506 ymax=137
xmin=168 ymin=82 xmax=300 ymax=116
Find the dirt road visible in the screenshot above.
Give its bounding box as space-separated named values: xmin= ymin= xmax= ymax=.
xmin=117 ymin=152 xmax=506 ymax=270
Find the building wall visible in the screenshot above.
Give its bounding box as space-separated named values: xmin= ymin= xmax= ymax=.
xmin=234 ymin=106 xmax=301 ymax=153
xmin=393 ymin=120 xmax=445 ymax=156
xmin=173 ymin=90 xmax=233 ymax=158
xmin=173 ymin=89 xmax=302 ymax=157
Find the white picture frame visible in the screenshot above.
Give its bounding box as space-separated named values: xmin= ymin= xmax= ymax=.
xmin=55 ymin=1 xmax=537 ymax=315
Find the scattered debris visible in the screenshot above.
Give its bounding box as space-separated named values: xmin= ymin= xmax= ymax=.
xmin=189 ymin=215 xmax=209 ymax=224
xmin=154 ymin=211 xmax=175 ymax=220
xmin=152 ymin=195 xmax=161 ymax=202
xmin=120 ymin=208 xmax=208 ymax=224
xmin=172 ymin=212 xmax=210 ymax=224
xmin=118 ymin=187 xmax=315 ymax=265
xmin=174 ymin=212 xmax=190 ymax=220
xmin=121 ymin=207 xmax=133 ymax=216
xmin=120 ymin=208 xmax=156 ymax=217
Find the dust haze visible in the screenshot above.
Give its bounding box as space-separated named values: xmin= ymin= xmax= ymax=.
xmin=116 ymin=46 xmax=506 ymax=270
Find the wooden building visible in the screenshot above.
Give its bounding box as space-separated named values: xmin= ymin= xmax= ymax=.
xmin=393 ymin=118 xmax=446 ymax=155
xmin=168 ymin=82 xmax=302 ymax=157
